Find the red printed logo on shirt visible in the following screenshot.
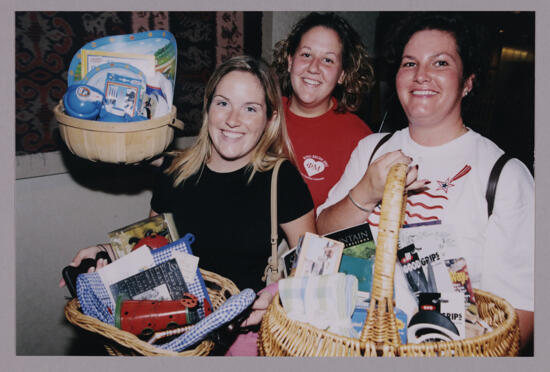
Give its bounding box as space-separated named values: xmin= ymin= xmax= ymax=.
xmin=302 ymin=155 xmax=328 ymax=180
xmin=436 ymin=165 xmax=472 ymax=193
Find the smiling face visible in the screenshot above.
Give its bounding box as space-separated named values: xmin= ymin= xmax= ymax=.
xmin=287 ymin=26 xmax=345 ymax=117
xmin=396 ymin=29 xmax=473 ymax=130
xmin=207 ymin=70 xmax=271 ymax=172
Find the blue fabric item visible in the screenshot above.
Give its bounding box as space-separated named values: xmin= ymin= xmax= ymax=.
xmin=76 ymin=233 xmax=212 ymax=325
xmin=159 ymin=288 xmax=256 ymax=352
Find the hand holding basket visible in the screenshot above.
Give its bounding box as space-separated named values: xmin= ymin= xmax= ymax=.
xmin=258 ymin=163 xmax=520 ymax=357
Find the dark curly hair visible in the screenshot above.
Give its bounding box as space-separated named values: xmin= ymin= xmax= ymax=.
xmin=272 ymin=12 xmax=375 ymax=113
xmin=384 ymin=12 xmax=485 ymax=111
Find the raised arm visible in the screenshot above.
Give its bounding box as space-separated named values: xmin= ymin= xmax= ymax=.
xmin=317 ymin=150 xmax=426 ymax=234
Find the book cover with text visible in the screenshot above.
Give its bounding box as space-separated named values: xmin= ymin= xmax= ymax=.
xmin=325 ymin=223 xmax=376 ymax=295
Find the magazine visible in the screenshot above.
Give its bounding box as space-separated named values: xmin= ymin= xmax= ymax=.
xmin=398 ymin=223 xmax=455 ymax=295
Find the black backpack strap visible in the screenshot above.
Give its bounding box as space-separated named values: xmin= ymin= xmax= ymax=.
xmin=486 ymin=153 xmax=512 ymax=217
xmin=368 ymin=133 xmax=393 ymax=165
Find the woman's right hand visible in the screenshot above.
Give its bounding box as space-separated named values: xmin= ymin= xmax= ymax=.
xmin=58 ymin=245 xmax=111 ymax=288
xmin=353 ymin=150 xmax=429 ymax=206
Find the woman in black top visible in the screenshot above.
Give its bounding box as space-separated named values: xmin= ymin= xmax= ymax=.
xmin=61 ymin=55 xmax=316 ymax=330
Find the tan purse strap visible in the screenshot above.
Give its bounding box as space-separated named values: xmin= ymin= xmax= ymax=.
xmin=269 ymin=158 xmax=285 ymax=277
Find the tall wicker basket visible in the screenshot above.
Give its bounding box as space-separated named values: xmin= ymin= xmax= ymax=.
xmin=64 ymin=269 xmax=240 ymax=356
xmin=258 ymin=163 xmax=520 ymax=357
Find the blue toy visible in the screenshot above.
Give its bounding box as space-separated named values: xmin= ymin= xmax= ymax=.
xmin=63 ymin=84 xmax=105 ymax=120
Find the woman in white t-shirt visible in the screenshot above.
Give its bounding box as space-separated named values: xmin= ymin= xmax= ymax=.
xmin=316 ymin=13 xmax=534 ymax=354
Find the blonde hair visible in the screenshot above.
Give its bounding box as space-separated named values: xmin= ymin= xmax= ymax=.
xmin=166 ymin=55 xmax=293 ymax=186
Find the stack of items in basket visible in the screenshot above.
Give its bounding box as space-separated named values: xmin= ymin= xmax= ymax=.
xmin=277 ymin=222 xmax=492 ymax=345
xmin=69 ymin=214 xmax=256 ymax=353
xmin=62 ymin=30 xmax=177 ymax=122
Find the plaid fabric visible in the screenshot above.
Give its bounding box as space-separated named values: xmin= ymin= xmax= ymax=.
xmin=76 ymin=233 xmax=212 ymax=325
xmin=278 ymin=273 xmax=358 ymax=337
xmin=159 ymin=288 xmax=256 ymax=352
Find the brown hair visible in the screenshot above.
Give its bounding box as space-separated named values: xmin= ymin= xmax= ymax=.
xmin=272 ymin=12 xmax=375 ymax=113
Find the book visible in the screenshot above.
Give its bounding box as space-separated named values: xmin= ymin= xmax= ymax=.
xmin=108 ymin=213 xmax=179 ymax=260
xmin=325 ymin=223 xmax=376 ymax=297
xmin=294 ymin=232 xmax=344 ymax=277
xmin=109 ymin=258 xmax=189 ymax=302
xmin=96 ymin=244 xmax=199 ymax=305
xmin=96 ymin=245 xmax=156 ymax=305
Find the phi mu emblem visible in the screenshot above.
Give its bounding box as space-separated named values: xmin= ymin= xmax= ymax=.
xmin=302 ymin=155 xmax=328 ymax=180
xmin=436 ymin=165 xmax=472 ymax=193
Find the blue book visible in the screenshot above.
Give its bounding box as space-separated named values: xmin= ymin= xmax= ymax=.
xmin=339 ymin=255 xmax=374 ymax=293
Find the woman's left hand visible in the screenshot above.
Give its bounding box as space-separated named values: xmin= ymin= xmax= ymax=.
xmin=240 ymin=291 xmax=274 ymax=327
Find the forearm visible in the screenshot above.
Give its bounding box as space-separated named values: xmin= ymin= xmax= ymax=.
xmin=317 ymin=189 xmax=376 ymax=235
xmin=280 ymin=210 xmax=316 ymax=248
xmin=516 ymin=309 xmax=534 ymax=355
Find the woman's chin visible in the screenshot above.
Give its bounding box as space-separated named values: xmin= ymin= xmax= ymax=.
xmin=209 ymin=150 xmax=252 ymax=171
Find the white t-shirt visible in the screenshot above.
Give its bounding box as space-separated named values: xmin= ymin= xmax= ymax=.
xmin=318 ymin=128 xmax=534 ymax=313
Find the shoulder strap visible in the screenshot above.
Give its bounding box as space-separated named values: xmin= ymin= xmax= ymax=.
xmin=486 ymin=153 xmax=512 ymax=217
xmin=269 ymin=158 xmax=285 ymax=279
xmin=368 ymin=133 xmax=393 ymax=165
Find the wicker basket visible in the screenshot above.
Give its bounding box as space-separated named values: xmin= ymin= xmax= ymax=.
xmin=258 ymin=163 xmax=520 ymax=357
xmin=64 ymin=269 xmax=240 ymax=356
xmin=54 ymin=102 xmax=184 ymax=164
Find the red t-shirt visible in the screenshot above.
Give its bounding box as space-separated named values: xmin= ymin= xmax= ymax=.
xmin=284 ymin=97 xmax=373 ymax=210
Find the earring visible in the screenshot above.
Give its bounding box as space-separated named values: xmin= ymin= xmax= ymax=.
xmin=463 ymin=89 xmax=469 ymax=97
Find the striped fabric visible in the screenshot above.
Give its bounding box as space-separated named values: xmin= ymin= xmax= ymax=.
xmin=278 ymin=273 xmax=358 ymax=337
xmin=159 ymin=288 xmax=256 ymax=352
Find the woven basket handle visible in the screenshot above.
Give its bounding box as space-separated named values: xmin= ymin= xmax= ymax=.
xmin=359 ymin=162 xmax=408 ymax=353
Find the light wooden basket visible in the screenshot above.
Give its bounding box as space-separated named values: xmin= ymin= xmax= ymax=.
xmin=258 ymin=163 xmax=520 ymax=357
xmin=64 ymin=269 xmax=240 ymax=356
xmin=54 ymin=102 xmax=184 ymax=164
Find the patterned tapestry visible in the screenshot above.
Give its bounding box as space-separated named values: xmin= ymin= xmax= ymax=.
xmin=15 ymin=11 xmax=262 ymax=155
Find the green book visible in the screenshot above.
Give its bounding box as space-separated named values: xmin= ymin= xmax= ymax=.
xmin=324 ymin=222 xmax=375 ymax=296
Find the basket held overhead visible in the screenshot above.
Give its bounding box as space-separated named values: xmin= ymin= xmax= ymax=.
xmin=258 ymin=162 xmax=520 ymax=357
xmin=54 ymin=102 xmax=184 ymax=164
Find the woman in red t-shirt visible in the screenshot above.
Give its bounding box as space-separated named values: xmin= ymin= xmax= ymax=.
xmin=272 ymin=12 xmax=375 ymax=210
